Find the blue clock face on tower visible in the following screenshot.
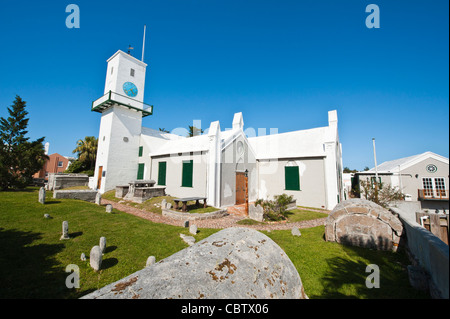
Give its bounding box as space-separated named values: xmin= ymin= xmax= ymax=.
xmin=123 ymin=82 xmax=138 ymax=97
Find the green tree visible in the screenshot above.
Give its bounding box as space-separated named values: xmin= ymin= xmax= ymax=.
xmin=159 ymin=128 xmax=170 ymax=133
xmin=0 ymin=96 xmax=47 ymax=189
xmin=71 ymin=136 xmax=98 ymax=171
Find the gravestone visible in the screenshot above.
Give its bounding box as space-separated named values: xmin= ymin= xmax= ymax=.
xmin=44 ymin=214 xmax=51 ymax=219
xmin=249 ymin=204 xmax=264 ymax=222
xmin=95 ymin=192 xmax=102 ymax=205
xmin=146 ymin=256 xmax=156 ymax=267
xmin=60 ymin=221 xmax=70 ymax=240
xmin=99 ymin=237 xmax=106 ymax=253
xmin=90 ymin=245 xmax=103 ymax=271
xmin=82 ymin=227 xmax=307 ymax=299
xmin=291 ymin=227 xmax=301 ymax=237
xmin=180 ymin=234 xmax=195 ymax=246
xmin=106 ymin=204 xmax=113 ymax=213
xmin=81 ymin=253 xmax=86 ymax=261
xmin=161 ymin=199 xmax=167 ymax=209
xmin=38 ymin=187 xmax=46 ymax=204
xmin=189 ymin=224 xmax=198 ymax=235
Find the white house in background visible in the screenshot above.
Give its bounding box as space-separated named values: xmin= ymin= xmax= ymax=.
xmin=92 ymin=49 xmax=344 ymax=210
xmin=354 ymin=152 xmax=449 ymax=212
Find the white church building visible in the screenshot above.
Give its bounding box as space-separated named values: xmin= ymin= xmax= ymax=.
xmin=92 ymin=50 xmax=344 ymax=210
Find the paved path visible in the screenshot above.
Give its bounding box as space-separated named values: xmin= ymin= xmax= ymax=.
xmin=102 ymin=199 xmax=328 ymax=231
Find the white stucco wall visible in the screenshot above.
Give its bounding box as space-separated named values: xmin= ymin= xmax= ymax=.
xmin=257 ymin=157 xmax=328 ymax=209
xmin=104 ymin=50 xmax=147 ymax=106
xmin=150 ymin=152 xmax=208 ymax=199
xmin=94 ymin=105 xmax=142 ymax=193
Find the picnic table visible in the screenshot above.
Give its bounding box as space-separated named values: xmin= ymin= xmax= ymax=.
xmin=173 ymin=197 xmax=207 ymax=212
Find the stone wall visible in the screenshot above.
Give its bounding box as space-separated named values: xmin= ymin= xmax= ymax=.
xmin=53 ymin=190 xmax=98 ymax=203
xmin=81 ymin=227 xmax=307 ymax=299
xmin=162 ymin=208 xmax=228 ymax=221
xmin=325 ymin=199 xmax=403 ymax=251
xmin=47 ymin=173 xmax=89 ymax=191
xmin=390 ymin=207 xmax=449 ymax=299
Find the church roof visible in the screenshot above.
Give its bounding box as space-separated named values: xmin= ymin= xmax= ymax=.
xmin=248 ymin=126 xmax=333 ymax=160
xmin=147 ymin=111 xmax=339 ymax=159
xmin=148 ymin=128 xmax=241 ymax=157
xmin=361 ymin=151 xmax=449 ymax=173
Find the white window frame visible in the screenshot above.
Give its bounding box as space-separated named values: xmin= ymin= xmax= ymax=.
xmin=422 ymin=177 xmax=447 ymax=198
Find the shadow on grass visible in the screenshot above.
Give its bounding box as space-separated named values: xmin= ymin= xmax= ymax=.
xmin=314 ymin=244 xmax=429 ymax=299
xmin=0 ymin=227 xmax=73 ymax=298
xmin=102 ymin=258 xmax=119 ymax=270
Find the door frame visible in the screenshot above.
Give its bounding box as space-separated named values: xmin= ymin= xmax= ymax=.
xmin=97 ymin=166 xmax=103 ymax=189
xmin=235 ymin=171 xmax=246 ymax=205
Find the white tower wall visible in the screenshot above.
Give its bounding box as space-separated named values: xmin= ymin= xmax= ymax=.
xmin=93 ymin=50 xmax=148 ymax=193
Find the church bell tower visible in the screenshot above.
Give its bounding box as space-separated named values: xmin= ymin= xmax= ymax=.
xmin=92 ymin=50 xmax=152 ymax=193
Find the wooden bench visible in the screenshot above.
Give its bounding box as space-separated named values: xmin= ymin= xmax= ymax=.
xmin=173 ymin=197 xmax=207 ymax=212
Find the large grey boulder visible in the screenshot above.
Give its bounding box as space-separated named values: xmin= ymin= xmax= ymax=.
xmin=81 ymin=227 xmax=307 ymax=299
xmin=325 ymin=198 xmax=403 ymax=251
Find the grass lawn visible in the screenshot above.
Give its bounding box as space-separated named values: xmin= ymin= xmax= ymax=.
xmin=265 ymin=227 xmax=428 ymax=299
xmin=284 ymin=208 xmax=328 ymax=222
xmin=0 ymin=188 xmax=217 ymax=299
xmin=237 ymin=207 xmax=329 ymax=225
xmin=0 ymin=188 xmax=428 ymax=299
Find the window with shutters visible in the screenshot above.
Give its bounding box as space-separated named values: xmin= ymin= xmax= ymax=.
xmin=137 ymin=163 xmax=145 ymax=180
xmin=138 ymin=146 xmax=143 ymax=157
xmin=285 ymin=165 xmax=300 ymax=191
xmin=181 ymin=160 xmax=193 ymax=187
xmin=158 ymin=161 xmax=167 ymax=186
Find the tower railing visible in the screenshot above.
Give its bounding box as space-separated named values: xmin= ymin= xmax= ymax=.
xmin=91 ymin=90 xmax=153 ymax=117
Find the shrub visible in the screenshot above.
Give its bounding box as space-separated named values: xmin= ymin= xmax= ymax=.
xmin=255 ymin=193 xmax=294 ymax=221
xmin=360 ymin=180 xmax=405 ymax=208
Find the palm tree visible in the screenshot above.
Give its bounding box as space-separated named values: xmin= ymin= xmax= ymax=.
xmin=72 ymin=136 xmax=98 ymax=170
xmin=187 ymin=126 xmax=204 ymax=137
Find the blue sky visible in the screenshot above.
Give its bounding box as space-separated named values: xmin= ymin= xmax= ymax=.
xmin=0 ymin=0 xmax=448 ymax=170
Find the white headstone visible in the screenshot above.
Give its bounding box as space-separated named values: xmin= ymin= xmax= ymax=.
xmin=146 ymin=256 xmax=156 ymax=267
xmin=60 ymin=221 xmax=70 ymax=240
xmin=95 ymin=192 xmax=102 ymax=205
xmin=38 ymin=187 xmax=46 ymax=204
xmin=99 ymin=237 xmax=107 ymax=253
xmin=189 ymin=224 xmax=198 ymax=235
xmin=291 ymin=227 xmax=301 ymax=237
xmin=90 ymin=245 xmax=103 ymax=271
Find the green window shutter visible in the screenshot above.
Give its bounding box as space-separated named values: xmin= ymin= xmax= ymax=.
xmin=181 ymin=160 xmax=193 ymax=187
xmin=138 ymin=146 xmax=143 ymax=157
xmin=285 ymin=166 xmax=300 ymax=191
xmin=158 ymin=161 xmax=167 ymax=186
xmin=137 ymin=163 xmax=145 ymax=180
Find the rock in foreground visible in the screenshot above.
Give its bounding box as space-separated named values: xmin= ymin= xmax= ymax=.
xmin=81 ymin=227 xmax=306 ymax=299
